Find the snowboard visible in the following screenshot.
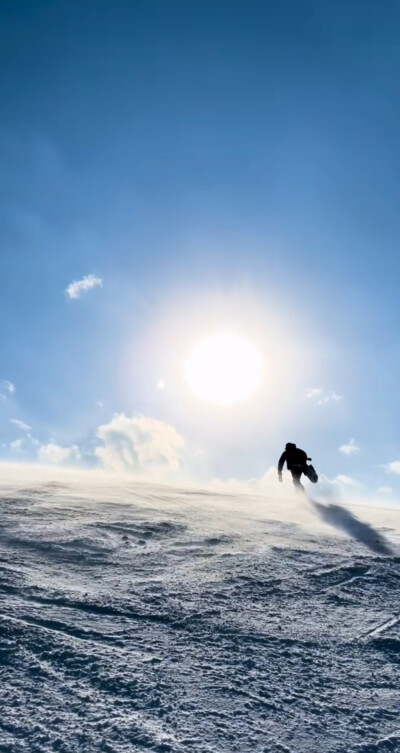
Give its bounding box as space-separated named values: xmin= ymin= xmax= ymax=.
xmin=304 ymin=464 xmax=318 ymax=484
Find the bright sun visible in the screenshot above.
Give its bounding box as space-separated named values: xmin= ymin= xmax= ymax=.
xmin=184 ymin=332 xmax=263 ymax=405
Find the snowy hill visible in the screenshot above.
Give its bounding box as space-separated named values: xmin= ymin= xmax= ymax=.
xmin=0 ymin=469 xmax=400 ymax=752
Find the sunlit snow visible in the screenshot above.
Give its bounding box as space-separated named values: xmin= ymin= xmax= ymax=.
xmin=1 ymin=466 xmax=399 ymax=752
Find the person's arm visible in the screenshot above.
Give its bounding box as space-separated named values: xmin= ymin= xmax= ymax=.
xmin=278 ymin=452 xmax=286 ymax=481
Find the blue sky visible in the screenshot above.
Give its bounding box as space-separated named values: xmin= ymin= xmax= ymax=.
xmin=1 ymin=0 xmax=400 ymax=494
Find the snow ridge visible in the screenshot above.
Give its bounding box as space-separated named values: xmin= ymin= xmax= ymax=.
xmin=0 ymin=479 xmax=399 ymax=752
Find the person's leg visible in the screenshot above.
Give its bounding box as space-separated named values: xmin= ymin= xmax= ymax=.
xmin=291 ymin=470 xmax=304 ymax=492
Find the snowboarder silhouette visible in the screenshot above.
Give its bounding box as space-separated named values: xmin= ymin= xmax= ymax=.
xmin=278 ymin=442 xmax=316 ymax=491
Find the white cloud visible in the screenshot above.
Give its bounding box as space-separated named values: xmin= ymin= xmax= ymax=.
xmin=38 ymin=443 xmax=81 ymax=465
xmin=0 ymin=380 xmax=15 ymax=399
xmin=378 ymin=487 xmax=392 ymax=495
xmin=305 ymin=387 xmax=323 ymax=399
xmin=65 ymin=274 xmax=102 ymax=300
xmin=335 ymin=474 xmax=361 ymax=488
xmin=10 ymin=433 xmax=39 ymax=454
xmin=10 ymin=438 xmax=25 ymax=453
xmin=386 ymin=460 xmax=400 ymax=475
xmin=96 ymin=400 xmax=104 ymax=409
xmin=305 ymin=387 xmax=342 ymax=405
xmin=10 ymin=419 xmax=32 ymax=432
xmin=94 ymin=413 xmax=186 ymax=477
xmin=318 ymin=391 xmax=342 ymax=405
xmin=339 ymin=438 xmax=359 ymax=456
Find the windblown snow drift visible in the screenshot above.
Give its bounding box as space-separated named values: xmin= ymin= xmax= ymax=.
xmin=0 ymin=467 xmax=399 ymax=752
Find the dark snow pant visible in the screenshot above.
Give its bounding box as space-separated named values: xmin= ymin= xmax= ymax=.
xmin=290 ymin=466 xmax=305 ymax=491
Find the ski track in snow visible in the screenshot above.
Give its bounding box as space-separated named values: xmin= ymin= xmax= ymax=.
xmin=0 ymin=480 xmax=400 ymax=752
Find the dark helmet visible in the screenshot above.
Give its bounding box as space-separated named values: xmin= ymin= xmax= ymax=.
xmin=285 ymin=442 xmax=296 ymax=450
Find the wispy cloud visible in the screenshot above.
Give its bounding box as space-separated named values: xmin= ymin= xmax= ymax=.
xmin=335 ymin=474 xmax=361 ymax=488
xmin=305 ymin=387 xmax=342 ymax=405
xmin=65 ymin=274 xmax=102 ymax=300
xmin=10 ymin=434 xmax=39 ymax=454
xmin=339 ymin=438 xmax=359 ymax=456
xmin=305 ymin=387 xmax=323 ymax=399
xmin=10 ymin=438 xmax=25 ymax=453
xmin=10 ymin=418 xmax=32 ymax=432
xmin=0 ymin=379 xmax=15 ymax=399
xmin=318 ymin=391 xmax=342 ymax=405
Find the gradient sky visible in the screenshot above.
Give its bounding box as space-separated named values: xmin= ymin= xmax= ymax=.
xmin=1 ymin=0 xmax=400 ymax=493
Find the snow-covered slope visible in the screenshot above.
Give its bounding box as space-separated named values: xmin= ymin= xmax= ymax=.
xmin=0 ymin=471 xmax=400 ymax=752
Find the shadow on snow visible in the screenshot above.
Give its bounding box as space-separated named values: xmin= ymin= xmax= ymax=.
xmin=310 ymin=499 xmax=394 ymax=556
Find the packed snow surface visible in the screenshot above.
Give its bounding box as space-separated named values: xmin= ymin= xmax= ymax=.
xmin=1 ymin=468 xmax=400 ymax=752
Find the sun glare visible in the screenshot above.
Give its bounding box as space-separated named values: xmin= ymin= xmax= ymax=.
xmin=184 ymin=332 xmax=263 ymax=405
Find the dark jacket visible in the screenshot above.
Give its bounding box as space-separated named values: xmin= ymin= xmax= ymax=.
xmin=278 ymin=447 xmax=308 ymax=473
